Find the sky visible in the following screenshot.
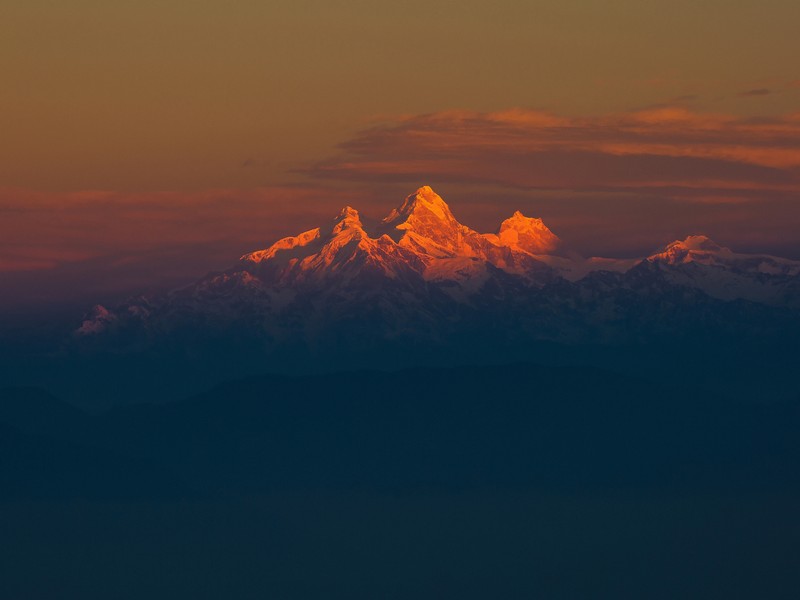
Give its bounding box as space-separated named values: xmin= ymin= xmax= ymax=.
xmin=2 ymin=0 xmax=799 ymax=311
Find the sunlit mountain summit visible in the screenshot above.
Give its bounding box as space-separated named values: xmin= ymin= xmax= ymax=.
xmin=238 ymin=185 xmax=568 ymax=288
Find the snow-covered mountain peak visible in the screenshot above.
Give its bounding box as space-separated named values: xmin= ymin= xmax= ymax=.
xmin=492 ymin=210 xmax=561 ymax=255
xmin=382 ymin=186 xmax=457 ymax=230
xmin=648 ymin=234 xmax=800 ymax=277
xmin=649 ymin=235 xmax=732 ymax=266
xmin=675 ymin=235 xmax=725 ymax=252
xmin=642 ymin=234 xmax=800 ymax=304
xmin=379 ymin=186 xmax=478 ymax=257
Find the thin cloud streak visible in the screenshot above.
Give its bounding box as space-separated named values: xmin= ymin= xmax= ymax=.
xmin=738 ymin=88 xmax=772 ymax=97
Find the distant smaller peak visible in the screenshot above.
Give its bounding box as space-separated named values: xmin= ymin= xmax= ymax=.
xmin=650 ymin=234 xmax=731 ymax=265
xmin=683 ymin=235 xmax=724 ymax=251
xmin=506 ymin=210 xmax=543 ymax=224
xmin=664 ymin=235 xmax=726 ymax=253
xmin=496 ymin=211 xmax=560 ymax=254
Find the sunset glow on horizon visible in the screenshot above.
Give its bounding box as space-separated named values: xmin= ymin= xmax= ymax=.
xmin=2 ymin=0 xmax=799 ymax=308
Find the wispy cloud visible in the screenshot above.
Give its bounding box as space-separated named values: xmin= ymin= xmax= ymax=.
xmin=738 ymin=88 xmax=772 ymax=97
xmin=669 ymin=94 xmax=700 ymax=103
xmin=307 ymin=107 xmax=800 ymax=203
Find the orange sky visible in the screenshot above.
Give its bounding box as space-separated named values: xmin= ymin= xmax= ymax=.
xmin=1 ymin=0 xmax=799 ymax=309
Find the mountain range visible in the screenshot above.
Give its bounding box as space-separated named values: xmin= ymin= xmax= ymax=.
xmin=77 ymin=186 xmax=800 ymax=350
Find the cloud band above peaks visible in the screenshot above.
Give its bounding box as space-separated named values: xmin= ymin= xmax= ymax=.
xmin=309 ymin=108 xmax=800 ymax=203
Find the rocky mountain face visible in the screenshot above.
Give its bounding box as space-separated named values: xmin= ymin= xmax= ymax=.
xmin=77 ymin=186 xmax=800 ymax=364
